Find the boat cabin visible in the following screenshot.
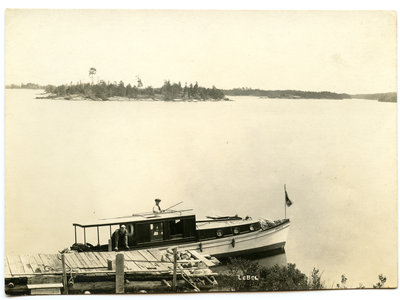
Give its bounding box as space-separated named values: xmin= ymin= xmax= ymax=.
xmin=72 ymin=211 xmax=197 ymax=251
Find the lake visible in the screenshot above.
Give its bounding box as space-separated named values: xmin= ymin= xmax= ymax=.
xmin=5 ymin=89 xmax=397 ymax=288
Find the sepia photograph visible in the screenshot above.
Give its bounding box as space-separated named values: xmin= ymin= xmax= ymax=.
xmin=3 ymin=8 xmax=397 ymax=295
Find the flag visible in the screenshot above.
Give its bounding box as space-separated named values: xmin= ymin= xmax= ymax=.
xmin=285 ymin=185 xmax=293 ymax=207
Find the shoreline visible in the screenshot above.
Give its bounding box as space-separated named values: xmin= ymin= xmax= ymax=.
xmin=35 ymin=93 xmax=232 ymax=102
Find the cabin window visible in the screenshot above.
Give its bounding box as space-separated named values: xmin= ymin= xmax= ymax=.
xmin=150 ymin=222 xmax=163 ymax=241
xmin=136 ymin=223 xmax=151 ymax=243
xmin=169 ymin=219 xmax=184 ymax=238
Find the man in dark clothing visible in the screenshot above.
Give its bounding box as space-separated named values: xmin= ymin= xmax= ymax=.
xmin=112 ymin=225 xmax=129 ymax=251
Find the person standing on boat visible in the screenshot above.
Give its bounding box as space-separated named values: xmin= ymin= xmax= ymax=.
xmin=153 ymin=198 xmax=163 ymax=214
xmin=112 ymin=225 xmax=129 ymax=251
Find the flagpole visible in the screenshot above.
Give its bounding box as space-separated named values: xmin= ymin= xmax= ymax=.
xmin=284 ymin=184 xmax=286 ymax=219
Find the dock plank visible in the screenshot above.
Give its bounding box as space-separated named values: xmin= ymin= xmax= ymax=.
xmin=72 ymin=253 xmax=89 ymax=269
xmin=75 ymin=253 xmax=92 ymax=269
xmin=91 ymin=252 xmax=108 ymax=268
xmin=19 ymin=255 xmax=35 ymax=275
xmin=98 ymin=252 xmax=114 ymax=266
xmin=4 ymin=257 xmax=12 ymax=277
xmin=69 ymin=253 xmax=86 ymax=269
xmin=27 ymin=254 xmax=41 ymax=273
xmin=124 ymin=251 xmax=149 ymax=270
xmin=33 ymin=254 xmax=47 ymax=273
xmin=187 ymin=250 xmax=214 ymax=267
xmin=64 ymin=253 xmax=79 ymax=269
xmin=124 ymin=252 xmax=146 ymax=271
xmin=131 ymin=250 xmax=157 ymax=270
xmin=147 ymin=249 xmax=164 ymax=261
xmin=38 ymin=254 xmax=53 ymax=272
xmin=46 ymin=254 xmax=62 ymax=270
xmin=146 ymin=249 xmax=172 ymax=271
xmin=82 ymin=252 xmax=103 ymax=269
xmin=139 ymin=249 xmax=167 ymax=270
xmin=138 ymin=249 xmax=159 ymax=264
xmin=120 ymin=251 xmax=142 ymax=272
xmin=7 ymin=255 xmax=26 ymax=275
xmin=60 ymin=253 xmax=73 ymax=269
xmin=86 ymin=252 xmax=106 ymax=268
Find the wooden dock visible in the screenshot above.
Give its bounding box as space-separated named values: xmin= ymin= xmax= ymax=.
xmin=5 ymin=248 xmax=219 ymax=295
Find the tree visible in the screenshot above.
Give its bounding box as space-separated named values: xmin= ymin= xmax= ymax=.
xmin=137 ymin=76 xmax=143 ymax=88
xmin=193 ymin=81 xmax=199 ymax=97
xmin=219 ymin=259 xmax=314 ymax=292
xmin=89 ymin=67 xmax=97 ymax=85
xmin=308 ymin=268 xmax=324 ymax=289
xmin=259 ymin=263 xmax=309 ymax=291
xmin=188 ymin=83 xmax=193 ymax=98
xmin=117 ymin=81 xmax=126 ymax=97
xmin=373 ymin=274 xmax=387 ymax=288
xmin=126 ymin=84 xmax=133 ymax=98
xmin=183 ymin=83 xmax=188 ymax=98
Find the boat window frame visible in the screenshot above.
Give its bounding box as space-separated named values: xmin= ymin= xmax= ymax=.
xmin=73 ymin=214 xmax=197 ymax=246
xmin=168 ymin=218 xmax=184 ymax=239
xmin=150 ymin=222 xmax=164 ymax=241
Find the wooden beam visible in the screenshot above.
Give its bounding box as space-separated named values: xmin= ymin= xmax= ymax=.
xmin=187 ymin=250 xmax=214 ymax=267
xmin=162 ymin=279 xmax=171 ymax=287
xmin=5 ymin=280 xmax=195 ymax=295
xmin=30 ymin=287 xmax=61 ymax=295
xmin=69 ymin=280 xmax=186 ymax=292
xmin=28 ymin=275 xmax=63 ymax=284
xmin=27 ymin=283 xmax=63 ymax=289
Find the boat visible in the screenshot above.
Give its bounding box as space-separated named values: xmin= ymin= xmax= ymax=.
xmin=71 ymin=209 xmax=290 ymax=259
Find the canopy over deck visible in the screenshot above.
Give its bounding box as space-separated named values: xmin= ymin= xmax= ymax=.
xmin=73 ymin=210 xmax=195 ymax=228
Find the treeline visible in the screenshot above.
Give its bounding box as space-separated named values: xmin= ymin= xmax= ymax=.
xmin=218 ymin=258 xmax=388 ymax=291
xmin=44 ymin=80 xmax=226 ymax=101
xmin=351 ymin=92 xmax=397 ymax=103
xmin=6 ymin=83 xmax=44 ymax=89
xmin=224 ymin=88 xmax=350 ymax=99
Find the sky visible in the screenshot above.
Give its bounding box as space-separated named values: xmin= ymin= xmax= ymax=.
xmin=5 ymin=10 xmax=397 ymax=94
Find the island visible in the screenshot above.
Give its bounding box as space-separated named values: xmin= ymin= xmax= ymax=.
xmin=223 ymin=88 xmax=351 ymax=99
xmin=33 ymin=80 xmax=229 ymax=102
xmin=351 ymin=92 xmax=397 ymax=103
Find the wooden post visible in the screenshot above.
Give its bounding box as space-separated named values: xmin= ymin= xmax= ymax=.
xmin=74 ymin=226 xmax=77 ymax=244
xmin=107 ymin=259 xmax=113 ymax=270
xmin=115 ymin=253 xmax=124 ymax=294
xmin=61 ymin=254 xmax=68 ymax=295
xmin=108 ymin=239 xmax=112 ymax=252
xmin=172 ymin=248 xmax=177 ymax=291
xmin=84 ymin=228 xmax=86 ymax=244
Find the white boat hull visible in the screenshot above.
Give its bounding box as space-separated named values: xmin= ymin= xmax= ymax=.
xmin=159 ymin=221 xmax=290 ymax=258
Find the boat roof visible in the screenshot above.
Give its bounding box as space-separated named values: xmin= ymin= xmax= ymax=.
xmin=73 ymin=210 xmax=195 ymax=228
xmin=196 ymin=218 xmax=257 ymax=230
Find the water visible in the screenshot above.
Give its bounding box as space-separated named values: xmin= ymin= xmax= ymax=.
xmin=5 ymin=89 xmax=397 ymax=288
